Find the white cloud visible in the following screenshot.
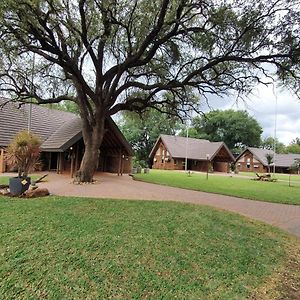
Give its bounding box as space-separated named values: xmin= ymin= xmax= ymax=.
xmin=200 ymin=84 xmax=300 ymax=145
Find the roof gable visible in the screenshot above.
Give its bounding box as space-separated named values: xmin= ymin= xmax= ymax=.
xmin=149 ymin=134 xmax=234 ymax=161
xmin=236 ymin=147 xmax=300 ymax=168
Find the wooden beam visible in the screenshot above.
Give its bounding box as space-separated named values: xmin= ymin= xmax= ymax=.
xmin=121 ymin=154 xmax=124 ymax=176
xmin=48 ymin=152 xmax=51 ymax=171
xmin=118 ymin=152 xmax=122 ymax=176
xmin=0 ymin=148 xmax=5 ymax=173
xmin=56 ymin=153 xmax=60 ymax=174
xmin=70 ymin=152 xmax=74 ymax=178
xmin=75 ymin=143 xmax=79 ymax=172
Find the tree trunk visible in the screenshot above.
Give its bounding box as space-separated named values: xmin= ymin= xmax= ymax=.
xmin=76 ymin=114 xmax=105 ymax=183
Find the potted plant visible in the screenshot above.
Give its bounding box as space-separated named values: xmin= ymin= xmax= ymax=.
xmin=5 ymin=131 xmax=41 ymax=196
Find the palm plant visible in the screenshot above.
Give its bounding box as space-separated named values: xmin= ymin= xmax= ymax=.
xmin=265 ymin=153 xmax=274 ymax=173
xmin=5 ymin=131 xmax=41 ymax=178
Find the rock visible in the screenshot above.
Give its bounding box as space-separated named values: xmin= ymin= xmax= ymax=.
xmin=25 ymin=188 xmax=50 ymax=198
xmin=0 ymin=188 xmax=10 ymax=196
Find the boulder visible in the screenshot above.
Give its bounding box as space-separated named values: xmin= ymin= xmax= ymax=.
xmin=25 ymin=188 xmax=50 ymax=198
xmin=0 ymin=188 xmax=10 ymax=196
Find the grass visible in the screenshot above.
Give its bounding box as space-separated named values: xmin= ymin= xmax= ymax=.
xmin=134 ymin=170 xmax=300 ymax=205
xmin=0 ymin=196 xmax=299 ymax=299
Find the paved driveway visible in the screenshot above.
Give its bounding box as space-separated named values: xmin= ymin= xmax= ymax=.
xmin=37 ymin=172 xmax=300 ymax=238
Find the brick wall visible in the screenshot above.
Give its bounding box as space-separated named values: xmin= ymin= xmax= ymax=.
xmin=236 ymin=150 xmax=267 ymax=173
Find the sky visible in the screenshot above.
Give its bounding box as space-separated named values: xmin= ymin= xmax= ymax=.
xmin=200 ymin=84 xmax=300 ymax=146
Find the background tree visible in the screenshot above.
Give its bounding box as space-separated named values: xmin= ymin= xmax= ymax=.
xmin=47 ymin=101 xmax=80 ymax=115
xmin=0 ymin=0 xmax=299 ymax=182
xmin=182 ymin=110 xmax=262 ymax=151
xmin=286 ymin=137 xmax=300 ymax=154
xmin=119 ymin=109 xmax=180 ymax=167
xmin=260 ymin=137 xmax=287 ymax=154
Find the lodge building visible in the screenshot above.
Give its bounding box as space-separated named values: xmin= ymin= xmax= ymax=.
xmin=149 ymin=134 xmax=235 ymax=172
xmin=0 ymin=98 xmax=133 ymax=176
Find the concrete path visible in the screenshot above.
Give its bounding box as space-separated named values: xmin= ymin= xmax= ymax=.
xmin=36 ymin=172 xmax=300 ymax=238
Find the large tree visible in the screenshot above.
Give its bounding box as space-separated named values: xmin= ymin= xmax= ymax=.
xmin=119 ymin=109 xmax=180 ymax=167
xmin=187 ymin=110 xmax=262 ymax=151
xmin=0 ymin=0 xmax=299 ymax=182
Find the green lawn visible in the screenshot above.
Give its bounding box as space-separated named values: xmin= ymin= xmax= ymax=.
xmin=0 ymin=196 xmax=299 ymax=299
xmin=134 ymin=170 xmax=300 ymax=205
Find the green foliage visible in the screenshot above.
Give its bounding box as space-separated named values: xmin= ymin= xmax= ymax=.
xmin=184 ymin=110 xmax=262 ymax=150
xmin=261 ymin=137 xmax=287 ymax=154
xmin=0 ymin=196 xmax=298 ymax=299
xmin=119 ymin=109 xmax=180 ymax=167
xmin=289 ymin=159 xmax=300 ymax=174
xmin=46 ymin=101 xmax=80 ymax=115
xmin=286 ymin=137 xmax=300 ymax=154
xmin=265 ymin=153 xmax=274 ymax=173
xmin=286 ymin=143 xmax=300 ymax=154
xmin=5 ymin=131 xmax=41 ymax=178
xmin=0 ymin=0 xmax=299 ymax=180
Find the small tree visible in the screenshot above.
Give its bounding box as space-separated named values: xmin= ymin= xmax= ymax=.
xmin=5 ymin=131 xmax=41 ymax=178
xmin=290 ymin=159 xmax=300 ymax=175
xmin=265 ymin=153 xmax=274 ymax=173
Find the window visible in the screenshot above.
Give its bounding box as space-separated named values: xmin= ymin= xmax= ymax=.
xmin=246 ymin=158 xmax=251 ymax=169
xmin=174 ymin=159 xmax=177 ymax=165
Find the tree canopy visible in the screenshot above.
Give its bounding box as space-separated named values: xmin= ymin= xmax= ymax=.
xmin=286 ymin=137 xmax=300 ymax=154
xmin=260 ymin=136 xmax=287 ymax=154
xmin=0 ymin=0 xmax=299 ymax=181
xmin=119 ymin=109 xmax=180 ymax=167
xmin=184 ymin=110 xmax=262 ymax=151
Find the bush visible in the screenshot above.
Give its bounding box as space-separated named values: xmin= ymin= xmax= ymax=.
xmin=5 ymin=131 xmax=41 ymax=178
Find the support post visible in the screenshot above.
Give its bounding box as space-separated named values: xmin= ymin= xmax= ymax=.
xmin=75 ymin=144 xmax=79 ymax=172
xmin=56 ymin=153 xmax=60 ymax=174
xmin=70 ymin=151 xmax=75 ymax=178
xmin=121 ymin=154 xmax=124 ymax=176
xmin=206 ymin=154 xmax=210 ymax=180
xmin=48 ymin=152 xmax=52 ymax=171
xmin=118 ymin=151 xmax=122 ymax=176
xmin=0 ymin=148 xmax=5 ymax=173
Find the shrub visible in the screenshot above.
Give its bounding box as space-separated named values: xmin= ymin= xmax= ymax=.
xmin=5 ymin=131 xmax=41 ymax=178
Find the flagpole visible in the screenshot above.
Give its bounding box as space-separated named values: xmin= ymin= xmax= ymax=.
xmin=273 ymin=86 xmax=278 ymax=174
xmin=28 ymin=53 xmax=35 ymax=132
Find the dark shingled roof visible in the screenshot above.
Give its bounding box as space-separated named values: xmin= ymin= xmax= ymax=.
xmin=0 ymin=98 xmax=76 ymax=147
xmin=0 ymin=98 xmax=133 ymax=155
xmin=41 ymin=118 xmax=82 ymax=152
xmin=149 ymin=134 xmax=235 ymax=161
xmin=237 ymin=147 xmax=300 ymax=168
